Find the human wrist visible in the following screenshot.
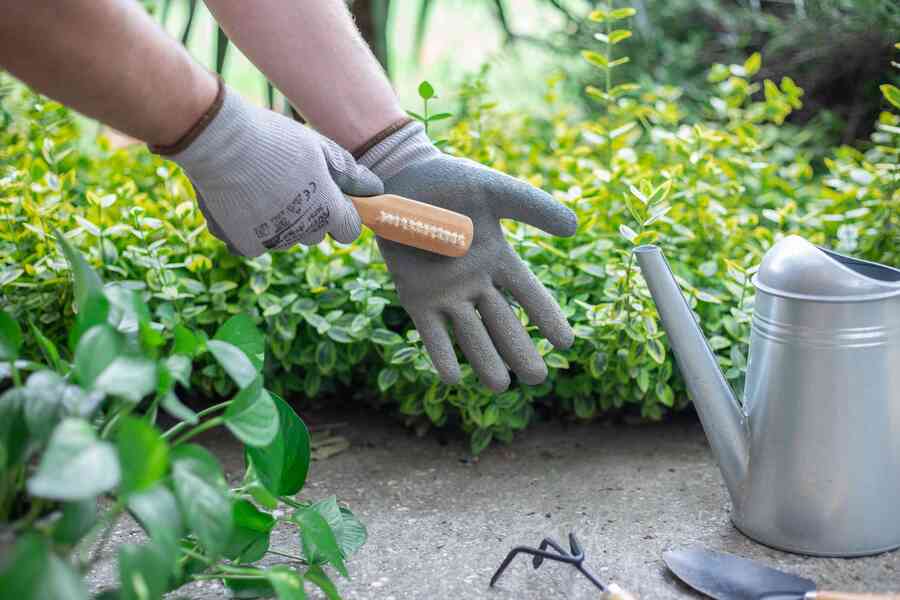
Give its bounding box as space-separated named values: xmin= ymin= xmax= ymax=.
xmin=357 ymin=121 xmax=441 ymax=180
xmin=149 ymin=75 xmax=224 ymax=155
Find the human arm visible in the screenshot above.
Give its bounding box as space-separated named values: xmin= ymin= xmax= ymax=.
xmin=0 ymin=0 xmax=381 ymax=256
xmin=0 ymin=0 xmax=217 ymax=147
xmin=202 ymin=0 xmax=406 ymax=151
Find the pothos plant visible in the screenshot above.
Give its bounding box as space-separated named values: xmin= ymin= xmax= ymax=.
xmin=0 ymin=233 xmax=365 ymax=599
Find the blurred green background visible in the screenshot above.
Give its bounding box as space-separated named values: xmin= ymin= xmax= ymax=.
xmin=151 ymin=0 xmax=898 ymax=144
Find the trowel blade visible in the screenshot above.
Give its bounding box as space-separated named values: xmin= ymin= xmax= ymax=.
xmin=663 ymin=547 xmax=815 ymax=600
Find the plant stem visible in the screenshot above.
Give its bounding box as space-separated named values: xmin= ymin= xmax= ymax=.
xmin=172 ymin=416 xmax=225 ymax=446
xmin=192 ymin=573 xmax=266 ymax=581
xmin=162 ymin=401 xmax=230 ymax=440
xmin=9 ymin=359 xmax=22 ymax=388
xmin=266 ymin=548 xmax=308 ymax=563
xmin=278 ymin=496 xmax=306 ymax=510
xmin=180 ymin=546 xmax=213 ymax=565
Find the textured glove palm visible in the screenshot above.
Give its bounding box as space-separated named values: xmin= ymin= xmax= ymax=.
xmin=360 ymin=123 xmax=577 ymax=392
xmin=157 ymin=85 xmax=382 ymax=257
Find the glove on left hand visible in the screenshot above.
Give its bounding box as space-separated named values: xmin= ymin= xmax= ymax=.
xmin=359 ymin=122 xmax=577 ymax=392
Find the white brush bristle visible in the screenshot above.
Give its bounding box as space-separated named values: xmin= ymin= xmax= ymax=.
xmin=377 ymin=210 xmax=467 ymax=247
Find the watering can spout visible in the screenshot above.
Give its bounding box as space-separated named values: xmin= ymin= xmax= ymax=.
xmin=634 ymin=245 xmax=749 ymax=504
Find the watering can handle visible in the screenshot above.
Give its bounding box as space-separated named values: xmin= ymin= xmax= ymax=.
xmin=808 ymin=592 xmax=900 ymax=599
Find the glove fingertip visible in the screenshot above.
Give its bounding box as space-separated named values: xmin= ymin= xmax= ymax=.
xmin=330 ymin=198 xmax=363 ymax=244
xmin=548 ymin=204 xmax=578 ymax=238
xmin=552 ymin=324 xmax=576 ymax=350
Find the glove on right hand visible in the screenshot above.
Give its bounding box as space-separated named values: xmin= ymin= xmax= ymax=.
xmin=154 ymin=82 xmax=382 ymax=257
xmin=359 ymin=122 xmax=577 ymax=392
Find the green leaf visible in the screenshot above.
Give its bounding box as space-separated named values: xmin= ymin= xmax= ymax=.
xmin=545 ymin=353 xmax=569 ymax=369
xmin=743 ymin=52 xmax=761 ymax=76
xmin=55 ymin=229 xmax=104 ymax=311
xmin=881 ymin=84 xmax=900 ymax=110
xmin=708 ymin=335 xmax=731 ymax=350
xmin=618 ymin=224 xmax=638 ymax=243
xmin=608 ymin=7 xmax=637 ymax=19
xmin=119 ymin=542 xmax=172 ymax=600
xmin=418 ymin=80 xmax=435 ymax=100
xmin=128 ymin=484 xmax=184 ymax=555
xmin=470 ymin=428 xmax=492 ymax=454
xmin=0 ymin=533 xmax=89 ymax=600
xmin=171 ymin=444 xmax=233 ymax=558
xmin=173 ymin=324 xmax=200 ymax=356
xmin=0 ymin=310 xmax=22 ymax=360
xmin=208 ymin=339 xmax=257 ymax=388
xmin=306 ymin=497 xmax=366 ymax=560
xmin=0 ymin=388 xmax=28 ymax=468
xmin=390 ymin=346 xmax=418 ymax=365
xmin=224 ymin=499 xmax=275 ymax=563
xmin=22 ymin=370 xmax=67 ymax=442
xmin=370 ymin=328 xmax=403 ymax=345
xmin=224 ymin=573 xmax=276 ymax=599
xmin=73 ymin=324 xmax=121 ymax=387
xmin=315 ymin=340 xmax=337 ymax=371
xmin=582 ymin=50 xmax=608 ymax=70
xmin=28 ymin=418 xmax=120 ymax=500
xmin=427 ymin=112 xmax=452 ymax=122
xmin=160 ymin=391 xmax=198 ymax=425
xmin=94 ymin=356 xmax=157 ymax=403
xmin=68 ymin=291 xmax=109 ymax=351
xmin=224 ymin=376 xmax=279 ymax=447
xmin=29 ymin=321 xmax=62 ymax=371
xmin=377 ymin=367 xmax=399 ymax=392
xmin=116 ymin=417 xmax=169 ymax=495
xmin=608 ymin=29 xmax=632 ymax=44
xmin=164 ymin=354 xmax=192 ymax=388
xmin=656 ymin=382 xmax=675 ymax=407
xmin=246 ymin=393 xmax=310 ymax=496
xmin=214 ymin=313 xmax=265 ymax=370
xmin=646 ymin=338 xmax=665 ymax=364
xmin=304 ymin=565 xmax=340 ymax=600
xmin=52 ymin=498 xmax=97 ymax=545
xmin=293 ymin=505 xmax=347 ymax=577
xmin=268 ymin=566 xmax=307 ymax=600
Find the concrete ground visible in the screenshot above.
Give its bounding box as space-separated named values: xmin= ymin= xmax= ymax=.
xmin=90 ymin=410 xmax=899 ymax=599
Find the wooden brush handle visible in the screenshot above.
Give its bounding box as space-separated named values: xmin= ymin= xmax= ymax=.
xmin=808 ymin=592 xmax=900 ymax=599
xmin=349 ymin=194 xmax=473 ymax=258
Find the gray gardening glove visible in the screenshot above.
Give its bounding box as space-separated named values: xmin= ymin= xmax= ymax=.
xmin=152 ymin=81 xmax=382 ymax=257
xmin=359 ymin=122 xmax=577 ymax=392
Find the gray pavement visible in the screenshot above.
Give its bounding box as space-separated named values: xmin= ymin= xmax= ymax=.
xmin=89 ymin=410 xmax=899 ymax=598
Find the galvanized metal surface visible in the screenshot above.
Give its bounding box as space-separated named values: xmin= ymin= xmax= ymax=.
xmin=636 ymin=237 xmax=900 ymax=557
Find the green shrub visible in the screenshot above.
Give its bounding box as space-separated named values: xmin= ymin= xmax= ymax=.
xmin=0 ymin=232 xmax=364 ymax=598
xmin=1 ymin=36 xmax=897 ymax=454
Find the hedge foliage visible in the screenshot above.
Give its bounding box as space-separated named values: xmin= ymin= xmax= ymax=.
xmin=1 ymin=45 xmax=897 ymax=452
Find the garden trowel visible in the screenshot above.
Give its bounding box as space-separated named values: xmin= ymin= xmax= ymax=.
xmin=663 ymin=547 xmax=900 ymax=599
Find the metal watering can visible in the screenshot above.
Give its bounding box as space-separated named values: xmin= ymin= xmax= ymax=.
xmin=635 ymin=235 xmax=900 ymax=557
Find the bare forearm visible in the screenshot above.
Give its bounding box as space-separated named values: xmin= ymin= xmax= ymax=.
xmin=0 ymin=0 xmax=216 ymax=146
xmin=204 ymin=0 xmax=405 ymax=150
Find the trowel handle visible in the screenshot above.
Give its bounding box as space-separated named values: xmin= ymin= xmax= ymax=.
xmin=808 ymin=592 xmax=900 ymax=599
xmin=601 ymin=583 xmax=638 ymax=600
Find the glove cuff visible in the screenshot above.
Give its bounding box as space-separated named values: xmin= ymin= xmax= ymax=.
xmin=357 ymin=121 xmax=441 ymax=180
xmin=149 ymin=76 xmax=226 ymax=156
